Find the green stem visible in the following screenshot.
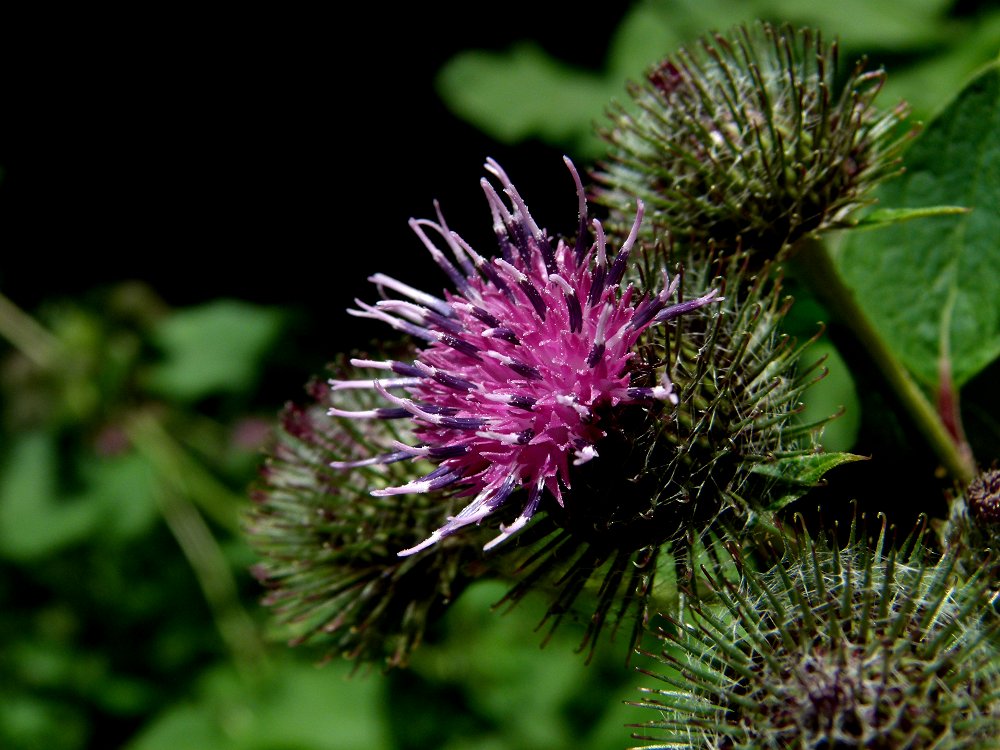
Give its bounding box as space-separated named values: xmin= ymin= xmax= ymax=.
xmin=126 ymin=412 xmax=244 ymax=533
xmin=127 ymin=413 xmax=268 ymax=678
xmin=793 ymin=239 xmax=975 ymax=484
xmin=0 ymin=292 xmax=63 ymax=367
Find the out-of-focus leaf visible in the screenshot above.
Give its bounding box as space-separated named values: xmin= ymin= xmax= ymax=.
xmin=147 ymin=300 xmax=285 ymax=401
xmin=0 ymin=434 xmax=158 ymax=561
xmin=0 ymin=434 xmax=103 ymax=561
xmin=760 ymin=0 xmax=950 ymax=48
xmin=396 ymin=580 xmax=646 ymax=750
xmin=121 ymin=703 xmax=218 ymax=750
xmin=437 ymin=43 xmax=613 ymax=159
xmin=632 ymin=0 xmax=951 ymax=55
xmin=837 ymin=62 xmax=1000 ymax=388
xmin=0 ymin=694 xmax=86 ymax=750
xmin=882 ymin=12 xmax=1000 ymax=120
xmin=126 ymin=657 xmax=388 ymax=750
xmin=620 ymin=0 xmax=955 ymax=67
xmin=604 ymin=1 xmax=689 ymax=76
xmin=78 ymin=451 xmax=159 ymax=541
xmin=797 ymin=340 xmax=862 ymax=452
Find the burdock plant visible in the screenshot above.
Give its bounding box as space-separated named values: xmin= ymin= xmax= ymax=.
xmin=246 ymin=15 xmax=1000 ymax=750
xmin=596 ymin=20 xmax=976 ymax=487
xmin=248 ymin=156 xmax=841 ymax=665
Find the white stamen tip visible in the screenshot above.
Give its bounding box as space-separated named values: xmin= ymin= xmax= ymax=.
xmin=397 ymin=531 xmax=443 ymax=557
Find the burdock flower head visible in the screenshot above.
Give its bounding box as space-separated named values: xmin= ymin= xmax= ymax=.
xmin=247 ymin=378 xmax=487 ymax=667
xmin=331 ymin=157 xmax=718 ymax=556
xmin=634 ymin=516 xmax=1000 ymax=749
xmin=595 ymin=22 xmax=912 ymax=257
xmin=249 ymin=158 xmax=838 ymax=667
xmin=967 ymin=467 xmax=1000 ymax=526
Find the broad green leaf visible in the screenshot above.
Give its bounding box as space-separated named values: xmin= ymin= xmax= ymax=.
xmin=752 ymin=452 xmax=866 ymax=511
xmin=837 ymin=62 xmax=1000 ymax=388
xmin=147 ymin=300 xmax=285 ymax=401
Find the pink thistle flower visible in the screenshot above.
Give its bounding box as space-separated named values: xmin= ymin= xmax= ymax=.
xmin=330 ymin=158 xmax=718 ymax=556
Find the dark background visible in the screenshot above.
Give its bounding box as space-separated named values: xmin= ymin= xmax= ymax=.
xmin=0 ymin=7 xmax=631 ymax=366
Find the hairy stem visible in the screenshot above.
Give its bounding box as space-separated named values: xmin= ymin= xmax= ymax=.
xmin=793 ymin=238 xmax=975 ymax=484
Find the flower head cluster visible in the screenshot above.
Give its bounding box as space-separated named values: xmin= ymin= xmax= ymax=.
xmin=248 ymin=158 xmax=831 ymax=666
xmin=248 ymin=373 xmax=500 ymax=667
xmin=634 ymin=519 xmax=1000 ymax=749
xmin=331 ymin=158 xmax=717 ymax=556
xmin=968 ymin=468 xmax=1000 ymax=526
xmin=596 ymin=22 xmax=912 ymax=256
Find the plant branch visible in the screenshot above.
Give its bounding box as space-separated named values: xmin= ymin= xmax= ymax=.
xmin=0 ymin=292 xmax=63 ymax=367
xmin=126 ymin=412 xmax=268 ymax=678
xmin=792 ymin=238 xmax=976 ymax=484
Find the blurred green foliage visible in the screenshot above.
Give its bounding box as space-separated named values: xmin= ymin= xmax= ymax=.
xmin=0 ymin=285 xmax=284 ymax=749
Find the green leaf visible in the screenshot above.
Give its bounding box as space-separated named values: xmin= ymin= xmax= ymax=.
xmin=401 ymin=580 xmax=647 ymax=750
xmin=752 ymin=452 xmax=866 ymax=486
xmin=881 ymin=10 xmax=1000 ymax=121
xmin=435 ymin=2 xmax=727 ymax=159
xmin=437 ymin=42 xmax=614 ymax=159
xmin=0 ymin=434 xmax=103 ymax=561
xmin=0 ymin=694 xmax=86 ymax=750
xmin=836 ymin=62 xmax=1000 ymax=388
xmin=796 ymin=340 xmax=862 ymax=452
xmin=77 ymin=452 xmax=159 ymax=541
xmin=126 ymin=657 xmax=389 ymax=750
xmin=147 ymin=300 xmax=285 ymax=401
xmin=752 ymin=452 xmax=866 ymax=511
xmin=759 ymin=0 xmax=951 ymax=49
